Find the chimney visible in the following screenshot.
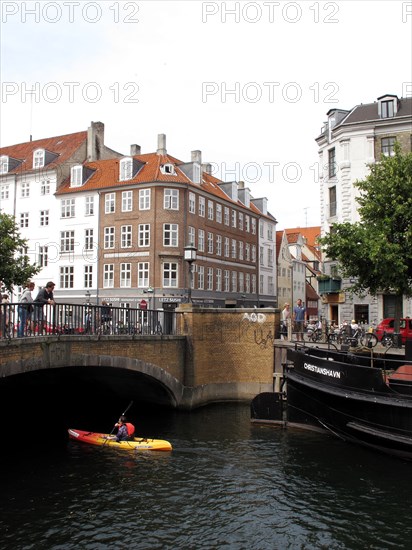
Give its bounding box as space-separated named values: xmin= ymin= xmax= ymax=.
xmin=87 ymin=121 xmax=104 ymax=161
xmin=202 ymin=163 xmax=212 ymax=175
xmin=191 ymin=150 xmax=202 ymax=164
xmin=238 ymin=180 xmax=245 ymax=189
xmin=157 ymin=134 xmax=167 ymax=155
xmin=130 ymin=144 xmax=141 ymax=156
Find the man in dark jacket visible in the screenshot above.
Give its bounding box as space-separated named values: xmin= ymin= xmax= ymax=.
xmin=34 ymin=281 xmax=56 ymax=334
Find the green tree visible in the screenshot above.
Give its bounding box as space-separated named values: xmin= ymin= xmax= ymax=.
xmin=0 ymin=213 xmax=40 ymax=292
xmin=319 ymin=144 xmax=412 ymax=298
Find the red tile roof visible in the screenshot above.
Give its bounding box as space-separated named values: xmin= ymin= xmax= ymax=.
xmin=0 ymin=131 xmax=88 ymax=172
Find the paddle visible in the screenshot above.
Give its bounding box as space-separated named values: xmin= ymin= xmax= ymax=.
xmin=102 ymin=400 xmax=134 ymax=446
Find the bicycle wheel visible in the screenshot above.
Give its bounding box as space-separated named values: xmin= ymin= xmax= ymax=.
xmin=361 ymin=333 xmax=378 ymax=347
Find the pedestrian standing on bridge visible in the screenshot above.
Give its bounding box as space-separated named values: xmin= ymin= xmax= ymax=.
xmin=34 ymin=281 xmax=56 ymax=334
xmin=18 ymin=281 xmax=35 ymax=337
xmin=293 ymin=299 xmax=307 ymax=342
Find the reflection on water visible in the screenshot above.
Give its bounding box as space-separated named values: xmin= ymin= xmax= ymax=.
xmin=1 ymin=403 xmax=412 ymax=549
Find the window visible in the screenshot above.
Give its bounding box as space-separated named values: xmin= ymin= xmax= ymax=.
xmin=268 ymin=276 xmax=274 ymax=295
xmin=329 ymin=186 xmax=337 ymax=217
xmin=188 ymin=226 xmax=195 ymax=247
xmin=164 ymin=189 xmax=179 ymax=210
xmin=105 ymin=193 xmax=115 ymax=214
xmin=85 ymin=196 xmax=94 ymax=216
xmin=231 ymin=239 xmax=237 ymax=259
xmin=216 ymin=268 xmax=222 ymax=291
xmin=163 ymin=224 xmax=178 ymax=246
xmin=41 ymin=180 xmax=50 ymax=195
xmin=20 ymin=212 xmax=29 ymax=228
xmin=199 ymin=196 xmax=205 ymax=217
xmin=231 ymin=210 xmax=237 ymax=228
xmin=0 ymin=155 xmax=8 ymax=174
xmin=381 ymin=100 xmax=394 ymax=118
xmin=198 ymin=265 xmax=204 ymax=290
xmin=328 ymin=148 xmax=336 ymax=178
xmin=268 ymin=247 xmax=273 ymax=267
xmin=267 ymin=225 xmax=273 ymax=240
xmin=252 ymin=245 xmax=256 ymax=262
xmin=21 ymin=182 xmax=30 ymax=198
xmin=224 ymin=207 xmax=229 ymax=226
xmin=382 ymin=137 xmax=396 ymax=157
xmin=60 ymin=266 xmax=74 ymax=288
xmin=120 ymin=263 xmax=131 ymax=287
xmin=189 ymin=192 xmax=196 ymax=214
xmin=40 ymin=210 xmax=49 ymax=226
xmin=208 ymin=200 xmax=214 ymax=220
xmin=216 ymin=235 xmax=222 ymax=256
xmin=121 ymin=225 xmax=132 ymax=248
xmin=138 ymin=262 xmax=149 ymax=287
xmin=231 ymin=271 xmax=237 ymax=293
xmin=198 ymin=229 xmax=205 ymax=252
xmin=245 ymin=215 xmax=250 ymax=232
xmin=245 ymin=273 xmax=250 ymax=293
xmin=246 ymin=243 xmax=250 ymax=261
xmin=208 ymin=232 xmax=213 ymax=254
xmin=122 ymin=190 xmax=133 ymax=212
xmin=138 ymin=224 xmax=150 ymax=247
xmin=224 ymin=270 xmax=230 ymax=292
xmin=120 ymin=158 xmax=133 ymax=181
xmin=139 ymin=189 xmax=151 ymax=210
xmin=61 ymin=230 xmax=75 ymax=253
xmin=161 ymin=163 xmax=176 ymax=175
xmin=84 ymin=265 xmax=93 ymax=288
xmin=38 ymin=246 xmax=48 ymax=267
xmin=104 ymin=264 xmax=114 ymax=288
xmin=71 ymin=165 xmax=83 ymax=187
xmin=85 ymin=229 xmax=94 ymax=250
xmin=33 ymin=149 xmax=45 ymax=168
xmin=163 ymin=262 xmax=178 ymax=287
xmin=207 ymin=267 xmax=213 ymax=291
xmin=216 ymin=204 xmax=222 ymax=223
xmin=61 ymin=198 xmax=75 ymax=218
xmin=252 ymin=274 xmax=257 ymax=294
xmin=104 ymin=227 xmax=115 ymax=249
xmin=251 ymin=218 xmax=257 ymax=235
xmin=239 ymin=241 xmax=244 ymax=260
xmin=239 ymin=272 xmax=244 ymax=293
xmin=1 ymin=185 xmax=9 ymax=200
xmin=224 ymin=237 xmax=229 ymax=257
xmin=238 ymin=212 xmax=244 ymax=230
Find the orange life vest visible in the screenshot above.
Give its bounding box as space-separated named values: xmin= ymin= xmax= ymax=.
xmin=125 ymin=422 xmax=135 ymax=437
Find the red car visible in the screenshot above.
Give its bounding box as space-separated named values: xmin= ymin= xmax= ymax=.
xmin=375 ymin=318 xmax=412 ymax=344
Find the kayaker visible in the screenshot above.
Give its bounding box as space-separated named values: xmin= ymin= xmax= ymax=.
xmin=115 ymin=415 xmax=135 ymax=441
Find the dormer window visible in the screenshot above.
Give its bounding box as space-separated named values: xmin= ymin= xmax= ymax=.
xmin=33 ymin=149 xmax=45 ymax=169
xmin=120 ymin=157 xmax=133 ymax=181
xmin=0 ymin=155 xmax=8 ymax=174
xmin=378 ymin=94 xmax=398 ymax=119
xmin=193 ymin=163 xmax=200 ymax=184
xmin=71 ymin=165 xmax=83 ymax=187
xmin=161 ymin=163 xmax=176 ymax=176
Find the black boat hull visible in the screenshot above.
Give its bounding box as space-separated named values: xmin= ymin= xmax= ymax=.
xmin=285 ymin=347 xmax=412 ymax=460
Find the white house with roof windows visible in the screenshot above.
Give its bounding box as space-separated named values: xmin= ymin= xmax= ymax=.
xmin=316 ymin=93 xmax=412 ymax=324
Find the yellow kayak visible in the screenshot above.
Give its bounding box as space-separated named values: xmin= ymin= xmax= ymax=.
xmin=68 ymin=429 xmax=172 ymax=452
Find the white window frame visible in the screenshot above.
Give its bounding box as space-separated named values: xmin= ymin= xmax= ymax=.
xmin=21 ymin=182 xmax=30 ymax=198
xmin=138 ymin=224 xmax=150 ymax=247
xmin=120 ymin=263 xmax=132 ymax=287
xmin=105 ymin=193 xmax=116 ymax=214
xmin=122 ymin=190 xmax=133 ymax=212
xmin=163 ymin=223 xmax=178 ymax=247
xmin=71 ymin=165 xmax=83 ymax=187
xmin=138 ymin=262 xmax=149 ymax=288
xmin=164 ymin=189 xmax=179 ymax=210
xmin=60 ymin=266 xmax=74 ymax=289
xmin=121 ymin=225 xmax=132 ymax=248
xmin=163 ymin=262 xmax=178 ymax=288
xmin=41 ymin=180 xmax=50 ymax=195
xmin=60 ymin=230 xmax=75 ymax=253
xmin=61 ymin=198 xmax=75 ymax=218
xmin=120 ymin=157 xmax=133 ymax=181
xmin=40 ymin=210 xmax=49 ymax=227
xmin=104 ymin=264 xmax=114 ymax=288
xmin=104 ymin=226 xmax=115 ymax=249
xmin=84 ymin=265 xmax=93 ymax=288
xmin=199 ymin=196 xmax=205 ymax=217
xmin=33 ymin=149 xmax=45 ymax=169
xmin=139 ymin=189 xmax=151 ymax=210
xmin=85 ymin=228 xmax=94 ymax=250
xmin=85 ymin=195 xmax=94 ymax=216
xmin=189 ymin=192 xmax=196 ymax=214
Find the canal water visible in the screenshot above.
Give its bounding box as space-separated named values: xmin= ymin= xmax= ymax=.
xmin=1 ymin=402 xmax=412 ymax=550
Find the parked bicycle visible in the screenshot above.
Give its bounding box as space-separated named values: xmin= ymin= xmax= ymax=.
xmin=327 ymin=324 xmax=378 ymax=347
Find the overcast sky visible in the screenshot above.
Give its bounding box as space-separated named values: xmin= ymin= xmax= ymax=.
xmin=1 ymin=0 xmax=411 ymax=229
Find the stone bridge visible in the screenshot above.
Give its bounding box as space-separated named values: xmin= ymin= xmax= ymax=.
xmin=0 ymin=307 xmax=280 ymax=409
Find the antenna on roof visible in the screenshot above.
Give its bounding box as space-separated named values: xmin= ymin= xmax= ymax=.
xmin=28 ymin=86 xmax=36 ymax=141
xmin=303 ymin=207 xmax=309 ymax=227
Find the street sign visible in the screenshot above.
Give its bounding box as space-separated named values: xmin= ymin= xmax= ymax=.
xmin=140 ymin=299 xmax=148 ymax=310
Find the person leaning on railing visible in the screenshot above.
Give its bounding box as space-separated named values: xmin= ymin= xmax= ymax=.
xmin=33 ymin=281 xmax=56 ymax=335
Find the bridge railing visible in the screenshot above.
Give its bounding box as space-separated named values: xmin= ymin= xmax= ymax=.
xmin=0 ymin=302 xmax=182 ymax=339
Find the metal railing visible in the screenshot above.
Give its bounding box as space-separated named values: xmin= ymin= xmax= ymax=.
xmin=0 ymin=302 xmax=181 ymax=339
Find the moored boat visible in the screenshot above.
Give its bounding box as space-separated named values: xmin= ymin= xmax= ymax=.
xmin=68 ymin=428 xmax=173 ymax=452
xmin=252 ymin=345 xmax=412 ymax=460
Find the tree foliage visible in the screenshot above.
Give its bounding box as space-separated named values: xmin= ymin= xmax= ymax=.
xmin=319 ymin=144 xmax=412 ymax=297
xmin=0 ymin=213 xmax=40 ymax=292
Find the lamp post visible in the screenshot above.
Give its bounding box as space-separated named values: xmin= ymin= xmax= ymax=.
xmin=184 ymin=245 xmax=197 ymax=303
xmin=85 ymin=290 xmax=91 ymax=304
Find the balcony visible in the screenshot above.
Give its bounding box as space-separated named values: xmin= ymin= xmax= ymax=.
xmin=317 ymin=276 xmax=341 ymax=294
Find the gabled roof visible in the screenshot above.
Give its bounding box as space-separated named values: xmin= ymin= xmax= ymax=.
xmin=341 ymin=96 xmax=412 ymax=125
xmin=56 ymin=150 xmax=273 ymax=219
xmin=0 ymin=131 xmax=88 ymax=172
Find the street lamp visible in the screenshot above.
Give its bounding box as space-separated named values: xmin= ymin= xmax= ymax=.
xmin=144 ymin=286 xmax=154 ymax=310
xmin=184 ymin=244 xmax=197 ymax=303
xmin=85 ymin=290 xmax=91 ymax=304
